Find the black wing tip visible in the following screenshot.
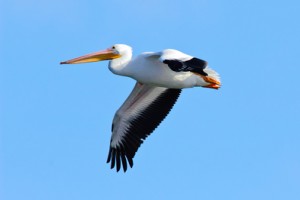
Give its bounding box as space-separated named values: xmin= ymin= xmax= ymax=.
xmin=106 ymin=87 xmax=182 ymax=173
xmin=164 ymin=57 xmax=208 ymax=76
xmin=107 ymin=146 xmax=134 ymax=172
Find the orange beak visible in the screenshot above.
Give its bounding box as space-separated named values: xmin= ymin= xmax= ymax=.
xmin=60 ymin=49 xmax=121 ymax=64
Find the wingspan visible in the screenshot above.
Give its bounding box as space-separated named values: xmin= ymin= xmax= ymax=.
xmin=106 ymin=82 xmax=181 ymax=172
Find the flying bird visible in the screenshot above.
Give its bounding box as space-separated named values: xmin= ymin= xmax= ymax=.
xmin=60 ymin=44 xmax=221 ymax=172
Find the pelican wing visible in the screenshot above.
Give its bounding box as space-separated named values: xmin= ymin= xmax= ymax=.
xmin=106 ymin=82 xmax=181 ymax=172
xmin=163 ymin=57 xmax=208 ymax=76
xmin=145 ymin=50 xmax=208 ymax=76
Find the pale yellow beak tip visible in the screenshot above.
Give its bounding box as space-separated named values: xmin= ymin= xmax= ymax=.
xmin=59 ymin=49 xmax=120 ymax=65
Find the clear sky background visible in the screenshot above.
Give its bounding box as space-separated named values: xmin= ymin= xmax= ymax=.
xmin=1 ymin=0 xmax=300 ymax=199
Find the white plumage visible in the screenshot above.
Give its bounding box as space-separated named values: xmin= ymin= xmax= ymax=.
xmin=61 ymin=44 xmax=221 ymax=172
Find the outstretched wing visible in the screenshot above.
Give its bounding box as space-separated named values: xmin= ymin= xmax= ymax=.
xmin=107 ymin=82 xmax=181 ymax=172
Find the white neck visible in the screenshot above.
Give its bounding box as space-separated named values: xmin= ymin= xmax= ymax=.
xmin=108 ymin=51 xmax=132 ymax=77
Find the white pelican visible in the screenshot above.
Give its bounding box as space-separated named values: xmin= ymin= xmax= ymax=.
xmin=61 ymin=44 xmax=221 ymax=172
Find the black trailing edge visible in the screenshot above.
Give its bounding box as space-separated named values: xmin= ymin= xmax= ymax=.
xmin=106 ymin=88 xmax=182 ymax=172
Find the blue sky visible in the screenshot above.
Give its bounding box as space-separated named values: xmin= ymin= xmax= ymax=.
xmin=1 ymin=0 xmax=300 ymax=199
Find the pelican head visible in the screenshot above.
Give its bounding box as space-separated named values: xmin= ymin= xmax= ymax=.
xmin=60 ymin=44 xmax=132 ymax=65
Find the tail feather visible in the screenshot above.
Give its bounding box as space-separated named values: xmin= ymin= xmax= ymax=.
xmin=204 ymin=66 xmax=221 ymax=83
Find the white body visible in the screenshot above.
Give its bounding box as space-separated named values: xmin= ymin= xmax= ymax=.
xmin=108 ymin=45 xmax=220 ymax=89
xmin=61 ymin=44 xmax=221 ymax=172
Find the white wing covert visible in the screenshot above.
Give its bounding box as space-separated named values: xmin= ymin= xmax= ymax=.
xmin=106 ymin=82 xmax=181 ymax=172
